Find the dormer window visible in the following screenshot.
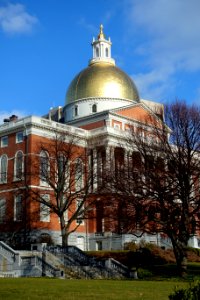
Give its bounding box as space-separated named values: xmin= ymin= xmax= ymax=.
xmin=92 ymin=104 xmax=97 ymax=113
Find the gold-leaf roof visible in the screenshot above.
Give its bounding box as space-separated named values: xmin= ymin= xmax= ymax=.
xmin=66 ymin=61 xmax=140 ymax=104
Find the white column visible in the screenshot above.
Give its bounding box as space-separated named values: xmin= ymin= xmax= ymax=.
xmin=88 ymin=149 xmax=92 ymax=192
xmin=111 ymin=146 xmax=115 ymax=173
xmin=105 ymin=145 xmax=115 ymax=173
xmin=93 ymin=148 xmax=97 ymax=190
xmin=97 ymin=151 xmax=103 ymax=186
xmin=124 ymin=149 xmax=129 ymax=169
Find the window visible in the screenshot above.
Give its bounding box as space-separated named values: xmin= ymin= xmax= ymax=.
xmin=64 ymin=209 xmax=68 ymax=223
xmin=96 ymin=47 xmax=99 ymax=57
xmin=57 ymin=155 xmax=70 ymax=188
xmin=114 ymin=123 xmax=120 ymax=130
xmin=16 ymin=131 xmax=23 ymax=143
xmin=0 ymin=155 xmax=8 ymax=183
xmin=14 ymin=151 xmax=24 ymax=180
xmin=0 ymin=198 xmax=6 ymax=223
xmin=96 ymin=241 xmax=102 ymax=251
xmin=57 ymin=207 xmax=68 ymax=224
xmin=40 ymin=151 xmax=49 ymax=185
xmin=105 ymin=48 xmax=109 ymax=57
xmin=92 ymin=104 xmax=97 ymax=113
xmin=14 ymin=195 xmax=22 ymax=221
xmin=74 ymin=105 xmax=78 ymax=117
xmin=76 ymin=199 xmax=84 ymax=225
xmin=75 ymin=159 xmax=83 ymax=191
xmin=1 ymin=136 xmax=8 ymax=148
xmin=40 ymin=194 xmax=50 ymax=222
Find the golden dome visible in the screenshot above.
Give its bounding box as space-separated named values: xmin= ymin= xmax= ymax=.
xmin=66 ymin=61 xmax=140 ymax=104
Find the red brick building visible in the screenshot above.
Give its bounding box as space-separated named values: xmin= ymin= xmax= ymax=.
xmin=1 ymin=26 xmax=199 ymax=250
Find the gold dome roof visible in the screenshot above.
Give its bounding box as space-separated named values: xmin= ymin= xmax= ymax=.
xmin=66 ymin=61 xmax=140 ymax=104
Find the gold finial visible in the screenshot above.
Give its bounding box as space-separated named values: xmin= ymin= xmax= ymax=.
xmin=98 ymin=24 xmax=105 ymax=39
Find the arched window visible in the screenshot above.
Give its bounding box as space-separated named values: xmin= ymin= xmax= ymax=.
xmin=40 ymin=194 xmax=50 ymax=222
xmin=105 ymin=48 xmax=109 ymax=57
xmin=76 ymin=200 xmax=84 ymax=225
xmin=92 ymin=104 xmax=97 ymax=113
xmin=75 ymin=159 xmax=83 ymax=191
xmin=57 ymin=153 xmax=71 ymax=190
xmin=96 ymin=47 xmax=99 ymax=57
xmin=58 ymin=154 xmax=64 ymax=176
xmin=0 ymin=155 xmax=8 ymax=183
xmin=14 ymin=151 xmax=24 ymax=180
xmin=40 ymin=151 xmax=49 ymax=184
xmin=74 ymin=105 xmax=78 ymax=117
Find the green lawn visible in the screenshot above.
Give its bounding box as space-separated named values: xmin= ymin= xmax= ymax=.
xmin=0 ymin=278 xmax=188 ymax=300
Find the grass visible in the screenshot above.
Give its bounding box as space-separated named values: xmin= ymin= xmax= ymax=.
xmin=0 ymin=278 xmax=188 ymax=300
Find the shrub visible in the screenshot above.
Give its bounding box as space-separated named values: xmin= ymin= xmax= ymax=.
xmin=169 ymin=281 xmax=200 ymax=300
xmin=137 ymin=268 xmax=153 ymax=279
xmin=187 ymin=247 xmax=200 ymax=262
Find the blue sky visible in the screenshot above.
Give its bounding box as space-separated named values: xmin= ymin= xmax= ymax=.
xmin=0 ymin=0 xmax=200 ymax=123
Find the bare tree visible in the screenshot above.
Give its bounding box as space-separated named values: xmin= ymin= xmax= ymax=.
xmin=108 ymin=101 xmax=200 ymax=276
xmin=26 ymin=130 xmax=96 ymax=247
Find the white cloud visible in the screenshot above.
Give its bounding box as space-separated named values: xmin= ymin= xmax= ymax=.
xmin=124 ymin=0 xmax=200 ymax=100
xmin=0 ymin=3 xmax=38 ymax=34
xmin=0 ymin=110 xmax=27 ymax=124
xmin=132 ymin=70 xmax=175 ymax=102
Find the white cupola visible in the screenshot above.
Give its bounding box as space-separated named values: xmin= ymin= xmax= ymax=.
xmin=89 ymin=24 xmax=115 ymax=66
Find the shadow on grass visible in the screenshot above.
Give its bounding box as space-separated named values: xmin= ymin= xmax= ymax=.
xmin=140 ymin=263 xmax=200 ymax=281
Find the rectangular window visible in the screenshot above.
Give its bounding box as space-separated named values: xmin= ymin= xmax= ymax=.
xmin=58 ymin=209 xmax=68 ymax=224
xmin=40 ymin=194 xmax=50 ymax=222
xmin=0 ymin=198 xmax=6 ymax=223
xmin=1 ymin=136 xmax=8 ymax=148
xmin=64 ymin=209 xmax=68 ymax=223
xmin=14 ymin=195 xmax=22 ymax=221
xmin=40 ymin=151 xmax=49 ymax=186
xmin=16 ymin=132 xmax=23 ymax=143
xmin=75 ymin=160 xmax=83 ymax=191
xmin=113 ymin=123 xmax=120 ymax=130
xmin=76 ymin=199 xmax=84 ymax=225
xmin=0 ymin=155 xmax=8 ymax=184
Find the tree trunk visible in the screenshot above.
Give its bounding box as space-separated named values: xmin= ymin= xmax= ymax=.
xmin=60 ymin=215 xmax=68 ymax=248
xmin=171 ymin=239 xmax=188 ymax=278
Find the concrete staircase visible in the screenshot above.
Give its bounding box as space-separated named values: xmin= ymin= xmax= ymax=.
xmin=0 ymin=241 xmax=131 ymax=279
xmin=0 ymin=241 xmax=61 ymax=278
xmin=46 ymin=245 xmax=130 ymax=279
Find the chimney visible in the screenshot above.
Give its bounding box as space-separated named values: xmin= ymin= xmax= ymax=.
xmin=9 ymin=115 xmax=18 ymax=122
xmin=3 ymin=115 xmax=18 ymax=123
